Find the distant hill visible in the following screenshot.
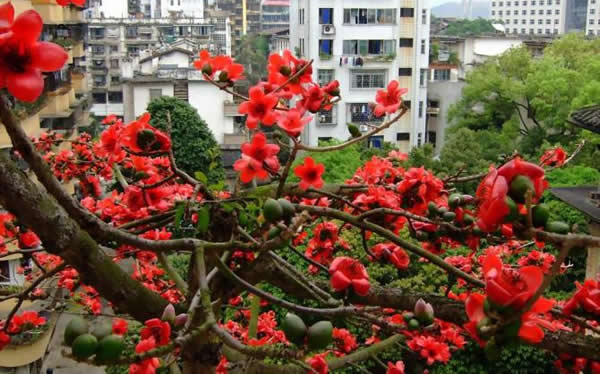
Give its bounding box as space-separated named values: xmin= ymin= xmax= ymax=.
xmin=432 ymin=1 xmax=490 ymax=19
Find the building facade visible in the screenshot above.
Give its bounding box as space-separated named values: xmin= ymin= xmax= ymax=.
xmin=587 ymin=0 xmax=600 ymax=35
xmin=489 ymin=0 xmax=591 ymax=36
xmin=210 ymin=0 xmax=261 ymax=52
xmin=290 ymin=0 xmax=430 ymax=152
xmin=87 ymin=16 xmax=230 ymax=120
xmin=87 ymin=0 xmax=205 ymax=19
xmin=261 ymin=0 xmax=290 ymax=31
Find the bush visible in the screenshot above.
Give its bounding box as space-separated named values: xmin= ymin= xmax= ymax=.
xmin=291 ymin=140 xmax=364 ymax=184
xmin=147 ymin=97 xmax=225 ymax=184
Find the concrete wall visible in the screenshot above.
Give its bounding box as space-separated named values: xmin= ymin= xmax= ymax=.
xmin=426 ymin=80 xmax=465 ymax=155
xmin=188 ymin=81 xmax=234 ymax=144
xmin=123 ymin=82 xmax=175 ymax=122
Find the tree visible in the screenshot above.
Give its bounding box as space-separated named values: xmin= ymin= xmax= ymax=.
xmin=0 ymin=8 xmax=599 ymax=374
xmin=446 ymin=34 xmax=600 ymax=170
xmin=441 ymin=18 xmax=496 ymax=37
xmin=234 ymin=34 xmax=270 ymax=86
xmin=147 ymin=96 xmax=225 ymax=184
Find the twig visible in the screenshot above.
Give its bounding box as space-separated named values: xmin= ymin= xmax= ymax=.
xmin=158 ymin=252 xmax=189 ymax=295
xmin=284 ymin=244 xmax=329 ymax=274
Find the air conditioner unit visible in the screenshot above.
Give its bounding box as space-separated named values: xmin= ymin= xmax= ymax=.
xmin=322 ymin=24 xmax=335 ymax=35
xmin=359 ymin=125 xmax=369 ymax=133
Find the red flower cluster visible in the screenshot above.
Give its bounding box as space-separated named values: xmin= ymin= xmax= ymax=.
xmin=0 ymin=4 xmax=68 ymax=101
xmin=307 ymin=352 xmax=329 ymax=374
xmin=540 ymin=147 xmax=567 ymax=167
xmin=517 ymin=250 xmax=555 ymax=274
xmin=112 ymin=318 xmax=128 ymax=336
xmin=397 ymin=167 xmax=444 ymax=215
xmin=238 ymin=86 xmax=279 ymax=129
xmin=140 ymin=318 xmax=171 ymax=346
xmin=120 ymin=113 xmax=171 ymax=154
xmin=476 ymin=158 xmax=547 ymax=231
xmin=233 ymin=132 xmax=280 ymax=183
xmin=370 ymin=243 xmax=410 ymax=270
xmin=332 ymin=328 xmax=357 ymax=354
xmin=329 ymin=257 xmax=370 ymax=296
xmin=406 ymin=335 xmax=451 ymax=365
xmin=129 ymin=337 xmax=161 ymax=374
xmin=374 ymin=81 xmax=407 ymax=117
xmin=194 ymin=50 xmax=244 ymax=83
xmin=386 ymin=361 xmax=405 ymax=374
xmin=8 ymin=311 xmax=45 ymax=334
xmin=304 ymin=221 xmax=349 ymax=273
xmin=563 ymin=278 xmax=600 ymax=316
xmin=56 ymin=0 xmax=86 ymax=6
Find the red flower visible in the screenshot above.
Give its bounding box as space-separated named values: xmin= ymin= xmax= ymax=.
xmin=233 ymin=132 xmax=280 ymax=183
xmin=102 ymin=115 xmax=119 ymax=125
xmin=388 ymin=150 xmax=408 ymax=161
xmin=112 ymin=318 xmax=129 ymax=336
xmin=129 ymin=337 xmax=161 ymax=374
xmin=307 ymin=352 xmax=329 ymax=374
xmin=373 ymin=81 xmax=407 ymax=117
xmin=194 ymin=50 xmax=215 ymax=76
xmin=563 ymin=279 xmax=600 ymax=316
xmin=482 ymin=253 xmax=543 ymax=309
xmin=397 ymin=167 xmax=444 ymax=215
xmin=140 ymin=318 xmax=171 ymax=346
xmin=294 ymin=157 xmax=325 ymax=190
xmin=371 ymin=243 xmax=410 ymax=270
xmin=19 ymin=230 xmax=41 ymax=249
xmin=0 ymin=7 xmax=68 ymax=102
xmin=55 ymin=0 xmax=86 ymax=6
xmin=540 ymin=147 xmax=567 ymax=167
xmin=276 ymin=108 xmax=312 ymax=137
xmin=238 ymin=87 xmax=278 ymax=129
xmin=299 ymin=85 xmax=325 ymax=113
xmin=9 ymin=311 xmax=46 ymax=333
xmin=332 ymin=328 xmax=357 ymax=353
xmin=386 ymin=361 xmax=405 ymax=374
xmin=329 ymin=257 xmax=370 ymax=296
xmin=120 ymin=113 xmax=171 ymax=154
xmin=407 ymin=336 xmax=450 ymax=365
xmin=0 ymin=331 xmax=10 ymax=351
xmin=267 ymin=50 xmax=312 ymax=94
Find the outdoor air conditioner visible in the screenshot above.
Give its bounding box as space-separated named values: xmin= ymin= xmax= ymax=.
xmin=322 ymin=24 xmax=335 ymax=35
xmin=359 ymin=125 xmax=369 ymax=133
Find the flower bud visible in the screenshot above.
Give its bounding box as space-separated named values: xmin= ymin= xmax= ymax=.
xmin=202 ymin=64 xmax=213 ymax=76
xmin=218 ymin=71 xmax=229 ymax=82
xmin=174 ymin=313 xmax=188 ymax=327
xmin=414 ymin=298 xmax=434 ymax=323
xmin=279 ymin=65 xmax=292 ymax=76
xmin=161 ymin=303 xmax=175 ymax=323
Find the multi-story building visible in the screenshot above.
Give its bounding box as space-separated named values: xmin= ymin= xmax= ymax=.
xmin=211 ymin=0 xmax=261 ymax=52
xmin=87 ymin=16 xmax=230 ymax=120
xmin=489 ymin=0 xmax=590 ymax=36
xmin=290 ymin=0 xmax=430 ymax=152
xmin=587 ymin=0 xmax=600 ymax=35
xmin=87 ymin=0 xmax=204 ymax=19
xmin=261 ymin=0 xmax=290 ymax=31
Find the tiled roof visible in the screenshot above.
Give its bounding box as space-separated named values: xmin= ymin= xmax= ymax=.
xmin=550 ymin=186 xmax=600 ymax=223
xmin=569 ymin=105 xmax=600 ymax=134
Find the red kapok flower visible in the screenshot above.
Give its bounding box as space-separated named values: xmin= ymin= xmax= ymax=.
xmin=332 ymin=328 xmax=357 ymax=353
xmin=233 ymin=132 xmax=280 ymax=183
xmin=0 ymin=331 xmax=10 ymax=351
xmin=307 ymin=352 xmax=328 ymax=374
xmin=407 ymin=335 xmax=450 ymax=365
xmin=294 ymin=157 xmax=325 ymax=190
xmin=120 ymin=113 xmax=171 ymax=154
xmin=482 ymin=253 xmax=543 ymax=309
xmin=276 ymin=108 xmax=312 ymax=137
xmin=112 ymin=318 xmax=129 ymax=335
xmin=475 ymin=167 xmax=510 ymax=232
xmin=238 ymin=87 xmax=278 ymax=129
xmin=329 ymin=257 xmax=370 ymax=296
xmin=129 ymin=337 xmax=161 ymax=374
xmin=373 ymin=81 xmax=407 ymax=117
xmin=0 ymin=7 xmax=68 ymax=102
xmin=386 ymin=361 xmax=405 ymax=374
xmin=563 ymin=279 xmax=600 ymax=316
xmin=140 ymin=318 xmax=171 ymax=346
xmin=300 ymin=85 xmax=325 ymax=113
xmin=540 ymin=147 xmax=567 ymax=167
xmin=55 ymin=0 xmax=86 ymax=6
xmin=19 ymin=230 xmax=41 ymax=249
xmin=371 ymin=243 xmax=410 ymax=270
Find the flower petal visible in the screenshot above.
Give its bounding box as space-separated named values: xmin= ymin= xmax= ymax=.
xmin=12 ymin=10 xmax=42 ymax=44
xmin=31 ymin=42 xmax=68 ymax=72
xmin=7 ymin=69 xmax=43 ymax=102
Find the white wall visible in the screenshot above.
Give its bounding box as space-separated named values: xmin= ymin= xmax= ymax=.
xmin=159 ymin=51 xmax=191 ymax=67
xmin=91 ymin=103 xmax=124 ymax=117
xmin=161 ymin=0 xmax=204 ymax=18
xmin=131 ymin=83 xmax=175 ymax=119
xmin=93 ymin=0 xmax=129 ymax=18
xmin=188 ymin=81 xmax=234 ymax=144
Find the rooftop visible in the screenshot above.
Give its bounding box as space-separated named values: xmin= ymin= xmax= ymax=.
xmin=568 ymin=105 xmax=600 ymax=134
xmin=550 ymin=186 xmax=600 ymax=223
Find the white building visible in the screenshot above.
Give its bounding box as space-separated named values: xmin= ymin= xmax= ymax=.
xmin=587 ymin=0 xmax=600 ymax=35
xmin=87 ymin=0 xmax=204 ymax=19
xmin=490 ymin=0 xmax=590 ymax=36
xmin=290 ymin=0 xmax=431 ymax=153
xmin=158 ymin=0 xmax=205 ymax=19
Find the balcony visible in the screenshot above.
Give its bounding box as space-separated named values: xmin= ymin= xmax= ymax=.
xmin=40 ymin=86 xmax=74 ymax=118
xmin=72 ymin=42 xmax=85 ymax=58
xmin=1 ymin=115 xmax=41 ymax=149
xmin=223 ymin=133 xmax=246 ymax=146
xmin=223 ymin=102 xmax=243 ymax=117
xmin=32 ymin=0 xmax=64 ymax=24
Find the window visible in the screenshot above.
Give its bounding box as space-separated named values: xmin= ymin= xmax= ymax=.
xmin=400 ymin=8 xmax=414 ymax=17
xmin=343 ymin=9 xmax=396 ymax=25
xmin=110 ymin=59 xmax=119 ymax=69
xmin=317 ymin=70 xmax=334 ymax=85
xmin=299 ymin=38 xmax=305 ymax=57
xmin=343 ymin=40 xmax=395 ymax=55
xmin=110 ymin=45 xmax=118 ymax=53
xmin=422 ymin=9 xmax=427 ymax=24
xmin=368 ymin=136 xmax=384 ymax=149
xmin=418 ymin=101 xmax=424 ymax=118
xmin=298 ymin=9 xmax=304 ymax=24
xmin=149 ymin=88 xmax=163 ymax=100
xmin=418 ymin=133 xmax=423 ymax=146
xmin=108 ymin=91 xmax=123 ymax=103
xmin=349 ymin=103 xmax=383 ymax=123
xmin=110 ymin=76 xmax=120 ymax=84
xmin=317 ymin=107 xmax=336 ymax=125
xmin=419 ymin=69 xmax=427 ymax=86
xmin=434 ymin=69 xmax=450 ymax=81
xmin=91 ymin=45 xmax=105 ymax=55
xmin=398 ymin=68 xmax=412 ymax=76
xmin=93 ymin=75 xmax=106 ymax=86
xmin=428 ymin=131 xmax=437 ymax=147
xmin=92 ymin=92 xmax=106 ymax=103
xmin=319 ymin=40 xmax=333 ymax=57
xmin=319 ymin=8 xmax=333 ymax=24
xmin=420 ymin=39 xmax=426 ymax=54
xmin=351 ymin=70 xmax=386 ymax=89
xmin=396 ymin=133 xmax=410 ymax=141
xmin=399 ymin=38 xmax=413 ymax=47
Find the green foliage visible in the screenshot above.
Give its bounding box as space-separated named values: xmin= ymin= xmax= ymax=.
xmin=235 ymin=35 xmax=270 ymax=85
xmin=146 ymin=96 xmax=225 ymax=184
xmin=106 ymin=320 xmax=143 ymax=374
xmin=167 ymin=253 xmax=191 ymax=282
xmin=432 ymin=342 xmax=557 ymax=374
xmin=445 ymin=33 xmax=600 ymax=170
xmin=441 ymin=18 xmax=496 ymax=37
xmin=545 ymin=165 xmax=600 ymax=187
xmin=290 ymin=140 xmax=364 ymax=183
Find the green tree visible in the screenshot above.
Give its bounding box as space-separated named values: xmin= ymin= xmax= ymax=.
xmin=441 ymin=18 xmax=496 ymax=37
xmin=235 ymin=34 xmax=270 ymax=86
xmin=146 ymin=96 xmax=225 ymax=184
xmin=447 ymin=33 xmax=600 ymax=169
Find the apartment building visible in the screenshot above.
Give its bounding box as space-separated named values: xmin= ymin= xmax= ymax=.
xmin=210 ymin=0 xmax=261 ymax=52
xmin=87 ymin=16 xmax=230 ymax=120
xmin=261 ymin=0 xmax=290 ymax=31
xmin=87 ymin=0 xmax=204 ymax=19
xmin=489 ymin=0 xmax=590 ymax=36
xmin=290 ymin=0 xmax=430 ymax=152
xmin=587 ymin=0 xmax=600 ymax=35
